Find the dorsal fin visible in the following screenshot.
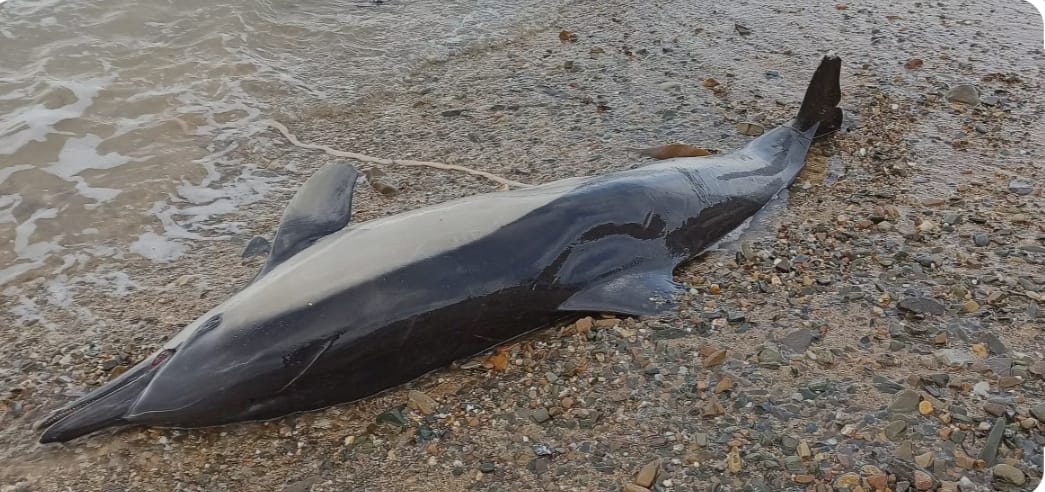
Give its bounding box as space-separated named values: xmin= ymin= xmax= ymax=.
xmin=260 ymin=161 xmax=360 ymax=275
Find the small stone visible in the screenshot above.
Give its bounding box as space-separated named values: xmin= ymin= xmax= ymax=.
xmin=888 ymin=390 xmax=921 ymax=414
xmin=1029 ymin=403 xmax=1045 ymax=421
xmin=794 ymin=474 xmax=815 ymax=484
xmin=957 ymin=477 xmax=976 ymax=491
xmin=1007 ymin=179 xmax=1033 ymax=196
xmin=736 ymin=122 xmax=764 ymax=136
xmin=531 ymin=408 xmax=551 ymax=424
xmin=407 ymin=390 xmax=437 ymax=415
xmin=977 ymin=417 xmax=1007 ymax=465
xmin=713 ymin=376 xmax=733 ymax=394
xmin=919 ymin=401 xmax=934 ymax=416
xmin=982 ymin=402 xmax=1007 ymax=417
xmin=726 ymin=447 xmax=742 ymax=473
xmin=479 ymin=461 xmax=496 ymax=473
xmin=623 ymin=485 xmax=651 ymax=492
xmin=992 ymin=464 xmax=1026 ymax=486
xmin=1021 ymin=417 xmax=1038 ymax=429
xmin=886 ymin=420 xmax=907 ymax=440
xmin=779 ymin=329 xmax=815 ymax=353
xmin=835 ymin=472 xmax=861 ymax=489
xmin=896 ymin=441 xmax=914 ymax=460
xmin=758 ymin=347 xmax=783 ymax=365
xmin=961 ymin=300 xmax=979 ymax=313
xmin=898 ymin=297 xmax=946 ymax=315
xmin=868 ymin=474 xmax=888 ymax=491
xmin=971 ymin=343 xmax=988 ymax=359
xmin=703 ymin=349 xmax=727 ymax=368
xmin=972 ymin=233 xmax=989 ymax=247
xmin=915 ymin=452 xmax=934 ymax=468
xmin=575 ymin=317 xmax=594 ymax=334
xmin=946 ymin=84 xmax=980 ymax=105
xmin=934 ymin=332 xmax=948 ymax=345
xmin=972 ymin=381 xmax=990 ymax=398
xmin=935 ymin=349 xmax=973 ymax=367
xmin=914 ymin=471 xmax=935 ymax=491
xmin=797 ymin=441 xmax=811 ymax=459
xmin=635 ymin=459 xmax=660 ymax=488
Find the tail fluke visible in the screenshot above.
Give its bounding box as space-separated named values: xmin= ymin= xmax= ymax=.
xmin=794 ymin=55 xmax=842 ymax=137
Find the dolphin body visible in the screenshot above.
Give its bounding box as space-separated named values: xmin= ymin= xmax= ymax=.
xmin=38 ymin=56 xmax=843 ymax=443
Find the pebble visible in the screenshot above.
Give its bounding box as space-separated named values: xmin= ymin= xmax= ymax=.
xmin=1007 ymin=179 xmax=1033 ymax=195
xmin=914 ymin=470 xmax=935 ymax=491
xmin=935 ymin=349 xmax=973 ymax=367
xmin=1030 ymin=403 xmax=1045 ymax=421
xmin=972 ymin=381 xmax=990 ymax=398
xmin=885 ymin=420 xmax=907 ymax=440
xmin=736 ymin=122 xmax=764 ymax=136
xmin=896 ymin=441 xmax=914 ymax=460
xmin=977 ymin=417 xmax=1007 ymax=465
xmin=898 ymin=297 xmax=946 ymax=315
xmin=874 ymin=375 xmax=905 ymax=394
xmin=972 ymin=233 xmax=989 ymax=247
xmin=531 ymin=408 xmax=551 ymax=424
xmin=623 ymin=484 xmax=651 ymax=492
xmin=992 ymin=464 xmax=1026 ymax=486
xmin=779 ymin=329 xmax=815 ymax=353
xmin=915 ymin=452 xmax=934 ymax=468
xmin=407 ymin=390 xmax=437 ymax=415
xmin=888 ymin=390 xmax=921 ymax=414
xmin=918 ymin=401 xmax=933 ymax=415
xmin=946 ymin=84 xmax=980 ymax=105
xmin=982 ymin=402 xmax=1007 ymax=417
xmin=634 ymin=459 xmax=660 ymax=488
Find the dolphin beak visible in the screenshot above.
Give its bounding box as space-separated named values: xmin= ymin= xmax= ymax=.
xmin=36 ymin=350 xmax=171 ymax=443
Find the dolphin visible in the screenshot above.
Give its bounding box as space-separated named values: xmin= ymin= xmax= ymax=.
xmin=37 ymin=55 xmax=843 ymax=443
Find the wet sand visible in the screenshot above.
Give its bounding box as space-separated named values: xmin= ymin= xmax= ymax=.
xmin=2 ymin=1 xmax=1044 ymax=491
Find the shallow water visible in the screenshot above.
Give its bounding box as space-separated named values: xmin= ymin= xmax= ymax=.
xmin=0 ymin=0 xmax=567 ymax=286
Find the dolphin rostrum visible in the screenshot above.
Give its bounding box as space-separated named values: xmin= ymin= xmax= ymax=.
xmin=38 ymin=55 xmax=843 ymax=443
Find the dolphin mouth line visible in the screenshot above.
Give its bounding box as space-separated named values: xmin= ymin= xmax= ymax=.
xmin=35 ymin=349 xmax=175 ymax=443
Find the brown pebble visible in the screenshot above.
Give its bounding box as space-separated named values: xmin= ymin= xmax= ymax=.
xmin=797 ymin=441 xmax=812 ymax=459
xmin=867 ymin=474 xmax=888 ymax=491
xmin=574 ymin=317 xmax=594 ymax=334
xmin=914 ymin=470 xmax=934 ymax=490
xmin=634 ymin=459 xmax=660 ymax=488
xmin=919 ymin=401 xmax=934 ymax=415
xmin=933 ymin=332 xmax=948 ymax=345
xmin=794 ymin=474 xmax=815 ymax=484
xmin=407 ymin=390 xmax=438 ymax=415
xmin=835 ymin=473 xmax=860 ymax=489
xmin=915 ymin=452 xmax=934 ymax=468
xmin=726 ymin=447 xmax=742 ymax=473
xmin=998 ymin=376 xmax=1022 ymax=388
xmin=703 ymin=349 xmax=727 ymax=368
xmin=702 ymin=395 xmax=725 ymax=417
xmin=983 ymin=402 xmax=1007 ymax=417
xmin=713 ymin=376 xmax=733 ymax=393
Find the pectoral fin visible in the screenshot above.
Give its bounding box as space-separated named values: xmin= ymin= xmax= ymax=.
xmin=261 ymin=161 xmax=360 ymax=275
xmin=558 ymin=271 xmax=682 ymax=317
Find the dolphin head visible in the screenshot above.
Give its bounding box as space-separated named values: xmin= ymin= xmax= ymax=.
xmin=37 ymin=304 xmax=324 ymax=443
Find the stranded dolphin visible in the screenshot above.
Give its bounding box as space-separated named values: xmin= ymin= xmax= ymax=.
xmin=38 ymin=55 xmax=843 ymax=443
